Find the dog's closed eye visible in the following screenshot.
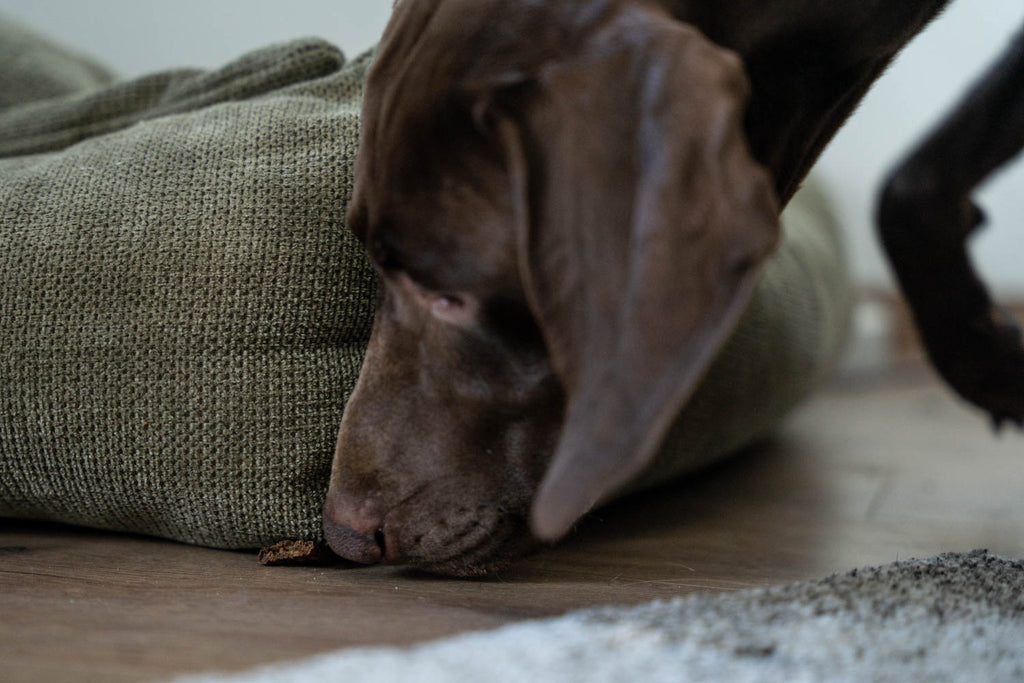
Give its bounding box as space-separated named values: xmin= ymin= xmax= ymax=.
xmin=393 ymin=271 xmax=479 ymax=326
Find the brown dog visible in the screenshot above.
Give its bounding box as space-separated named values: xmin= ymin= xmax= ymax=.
xmin=324 ymin=0 xmax=1024 ymax=575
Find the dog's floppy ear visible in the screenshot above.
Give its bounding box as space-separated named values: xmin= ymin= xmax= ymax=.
xmin=493 ymin=13 xmax=780 ymax=541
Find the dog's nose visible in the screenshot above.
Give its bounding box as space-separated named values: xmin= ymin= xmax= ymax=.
xmin=322 ymin=496 xmax=386 ymax=564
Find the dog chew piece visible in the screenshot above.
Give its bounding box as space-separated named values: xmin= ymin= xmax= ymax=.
xmin=258 ymin=540 xmax=340 ymax=567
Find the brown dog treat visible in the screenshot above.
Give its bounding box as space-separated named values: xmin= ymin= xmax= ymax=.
xmin=258 ymin=540 xmax=339 ymax=567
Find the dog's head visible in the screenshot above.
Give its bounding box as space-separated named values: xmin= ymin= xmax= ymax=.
xmin=324 ymin=0 xmax=779 ymax=575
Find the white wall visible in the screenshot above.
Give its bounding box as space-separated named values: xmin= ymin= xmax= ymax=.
xmin=2 ymin=0 xmax=1022 ymax=295
xmin=0 ymin=0 xmax=391 ymax=74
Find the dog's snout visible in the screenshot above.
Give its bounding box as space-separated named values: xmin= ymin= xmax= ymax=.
xmin=323 ymin=516 xmax=385 ymax=565
xmin=322 ymin=496 xmax=387 ymax=565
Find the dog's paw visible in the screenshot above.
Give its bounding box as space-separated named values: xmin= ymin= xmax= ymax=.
xmin=880 ymin=190 xmax=1024 ymax=431
xmin=925 ymin=303 xmax=1024 ymax=430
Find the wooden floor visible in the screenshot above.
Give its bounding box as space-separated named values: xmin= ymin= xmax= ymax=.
xmin=3 ymin=362 xmax=1023 ymax=682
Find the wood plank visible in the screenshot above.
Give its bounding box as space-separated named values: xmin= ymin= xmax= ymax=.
xmin=2 ymin=366 xmax=1022 ymax=682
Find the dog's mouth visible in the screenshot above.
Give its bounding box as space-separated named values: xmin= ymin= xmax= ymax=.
xmin=322 ymin=496 xmax=540 ymax=577
xmin=391 ymin=510 xmax=539 ymax=577
xmin=410 ymin=516 xmax=539 ymax=577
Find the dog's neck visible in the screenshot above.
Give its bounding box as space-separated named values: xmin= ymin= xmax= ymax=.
xmin=383 ymin=0 xmax=952 ymax=201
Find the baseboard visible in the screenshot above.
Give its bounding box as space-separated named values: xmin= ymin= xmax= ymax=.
xmin=841 ymin=288 xmax=1024 ymax=378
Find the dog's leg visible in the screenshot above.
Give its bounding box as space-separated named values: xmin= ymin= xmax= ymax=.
xmin=877 ymin=24 xmax=1024 ymax=428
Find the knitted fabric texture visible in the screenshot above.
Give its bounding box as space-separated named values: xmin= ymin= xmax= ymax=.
xmin=0 ymin=16 xmax=114 ymax=111
xmin=0 ymin=19 xmax=850 ymax=549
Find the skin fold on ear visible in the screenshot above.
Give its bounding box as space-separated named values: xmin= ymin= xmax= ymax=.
xmin=492 ymin=8 xmax=781 ymax=542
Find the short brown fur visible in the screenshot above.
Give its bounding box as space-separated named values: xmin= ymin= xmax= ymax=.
xmin=325 ymin=0 xmax=1024 ymax=575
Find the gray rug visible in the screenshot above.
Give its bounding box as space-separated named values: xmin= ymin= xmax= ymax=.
xmin=172 ymin=550 xmax=1023 ymax=682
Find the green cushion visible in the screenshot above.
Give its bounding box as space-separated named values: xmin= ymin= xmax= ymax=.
xmin=0 ymin=21 xmax=851 ymax=549
xmin=0 ymin=16 xmax=115 ymax=111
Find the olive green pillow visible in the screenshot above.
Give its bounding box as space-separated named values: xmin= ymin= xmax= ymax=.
xmin=0 ymin=19 xmax=850 ymax=549
xmin=0 ymin=16 xmax=115 ymax=111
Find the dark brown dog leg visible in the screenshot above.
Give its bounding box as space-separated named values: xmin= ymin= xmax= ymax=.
xmin=877 ymin=24 xmax=1024 ymax=429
